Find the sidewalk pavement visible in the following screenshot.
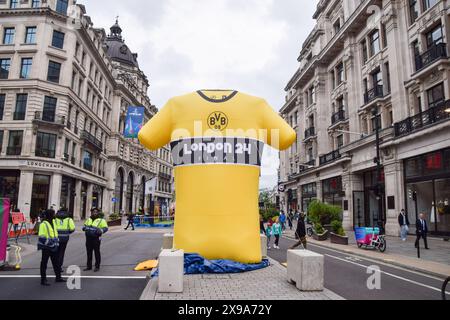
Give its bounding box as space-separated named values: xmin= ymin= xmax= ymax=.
xmin=140 ymin=257 xmax=344 ymax=300
xmin=282 ymin=227 xmax=450 ymax=279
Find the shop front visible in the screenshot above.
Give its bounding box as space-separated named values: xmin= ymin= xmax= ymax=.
xmin=30 ymin=174 xmax=51 ymax=220
xmin=301 ymin=182 xmax=317 ymax=213
xmin=322 ymin=176 xmax=344 ymax=209
xmin=60 ymin=176 xmax=76 ymax=215
xmin=0 ymin=170 xmax=20 ymax=210
xmin=404 ymin=148 xmax=450 ymax=236
xmin=287 ymin=188 xmax=298 ymax=213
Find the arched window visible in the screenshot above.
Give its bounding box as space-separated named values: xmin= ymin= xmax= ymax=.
xmin=126 ymin=172 xmax=134 ymax=213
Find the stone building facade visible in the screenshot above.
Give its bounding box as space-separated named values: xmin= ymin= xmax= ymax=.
xmin=279 ymin=0 xmax=450 ymax=237
xmin=0 ymin=0 xmax=173 ymax=221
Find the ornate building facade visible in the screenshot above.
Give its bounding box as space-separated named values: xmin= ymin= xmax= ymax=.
xmin=279 ymin=0 xmax=450 ymax=237
xmin=0 ymin=0 xmax=173 ymax=220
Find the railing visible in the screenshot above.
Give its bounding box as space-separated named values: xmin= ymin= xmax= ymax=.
xmin=81 ymin=130 xmax=103 ymax=151
xmin=304 ymin=127 xmax=316 ymax=139
xmin=319 ymin=150 xmax=341 ymax=166
xmin=394 ymin=100 xmax=450 ymax=137
xmin=33 ymin=111 xmax=66 ymax=125
xmin=36 ymin=148 xmax=55 ymax=158
xmin=364 ymin=85 xmax=384 ymax=104
xmin=159 ymin=172 xmax=172 ymax=180
xmin=415 ymin=43 xmax=447 ymax=72
xmin=6 ymin=146 xmax=22 ymax=156
xmin=331 ymin=109 xmax=346 ymax=125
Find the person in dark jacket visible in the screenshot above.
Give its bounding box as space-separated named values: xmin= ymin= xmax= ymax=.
xmin=290 ymin=212 xmax=307 ymax=249
xmin=82 ymin=208 xmax=109 ymax=272
xmin=415 ymin=213 xmax=429 ymax=250
xmin=53 ymin=209 xmax=75 ymax=273
xmin=124 ymin=212 xmax=135 ymax=231
xmin=398 ymin=209 xmax=410 ymax=241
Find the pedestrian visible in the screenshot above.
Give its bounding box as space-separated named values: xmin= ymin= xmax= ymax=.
xmin=38 ymin=209 xmax=65 ymax=286
xmin=287 ymin=212 xmax=293 ymax=230
xmin=53 ymin=208 xmax=75 ymax=273
xmin=272 ymin=218 xmax=282 ymax=250
xmin=259 ymin=215 xmax=266 ymax=235
xmin=266 ymin=219 xmax=273 ymax=250
xmin=279 ymin=211 xmax=286 ymax=231
xmin=415 ymin=213 xmax=429 ymax=250
xmin=124 ymin=211 xmax=135 ymax=231
xmin=290 ymin=212 xmax=308 ymax=250
xmin=398 ymin=209 xmax=410 ymax=241
xmin=83 ymin=208 xmax=109 ymax=272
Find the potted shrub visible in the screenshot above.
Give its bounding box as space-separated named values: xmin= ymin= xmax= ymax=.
xmin=312 ymin=223 xmax=329 ymax=241
xmin=107 ymin=212 xmax=122 ymax=227
xmin=330 ymin=220 xmax=348 ymax=245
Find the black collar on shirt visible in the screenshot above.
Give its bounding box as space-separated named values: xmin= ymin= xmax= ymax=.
xmin=197 ymin=90 xmax=238 ymax=103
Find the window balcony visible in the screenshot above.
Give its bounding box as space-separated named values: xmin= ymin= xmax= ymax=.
xmin=394 ymin=100 xmax=450 ymax=137
xmin=6 ymin=146 xmax=21 ymax=156
xmin=32 ymin=111 xmax=66 ymax=131
xmin=364 ymin=85 xmax=384 ymax=104
xmin=81 ymin=130 xmax=103 ymax=153
xmin=319 ymin=150 xmax=341 ymax=166
xmin=159 ymin=172 xmax=172 ymax=181
xmin=331 ymin=109 xmax=346 ymax=125
xmin=304 ymin=127 xmax=316 ymax=140
xmin=415 ymin=43 xmax=447 ymax=72
xmin=36 ymin=148 xmax=56 ymax=159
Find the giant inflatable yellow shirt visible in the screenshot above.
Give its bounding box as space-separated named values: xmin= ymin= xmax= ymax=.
xmin=138 ymin=90 xmax=296 ymax=263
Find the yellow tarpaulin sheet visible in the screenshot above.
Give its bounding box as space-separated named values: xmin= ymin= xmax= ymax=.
xmin=134 ymin=260 xmax=158 ymax=271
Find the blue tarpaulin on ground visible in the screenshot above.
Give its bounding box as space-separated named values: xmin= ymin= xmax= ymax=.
xmin=151 ymin=253 xmax=270 ymax=277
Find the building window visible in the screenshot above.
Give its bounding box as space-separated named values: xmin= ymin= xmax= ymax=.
xmin=0 ymin=94 xmax=5 ymax=120
xmin=9 ymin=0 xmax=18 ymax=9
xmin=336 ymin=62 xmax=344 ymax=85
xmin=426 ymin=24 xmax=443 ymax=48
xmin=427 ymin=83 xmax=445 ymax=109
xmin=333 ymin=19 xmax=341 ymax=35
xmin=422 ymin=0 xmax=438 ymax=11
xmin=83 ymin=150 xmax=93 ymax=171
xmin=36 ymin=132 xmax=56 ymax=158
xmin=56 ymin=0 xmax=69 ymax=15
xmin=14 ymin=94 xmax=27 ymax=120
xmin=7 ymin=130 xmax=23 ymax=155
xmin=372 ymin=114 xmax=382 ymax=132
xmin=371 ymin=68 xmax=383 ymax=88
xmin=0 ymin=130 xmax=3 ymax=153
xmin=20 ymin=58 xmax=33 ymax=79
xmin=43 ymin=96 xmax=57 ymax=122
xmin=308 ymin=86 xmax=316 ymax=105
xmin=3 ymin=28 xmax=15 ymax=45
xmin=384 ymin=62 xmax=391 ymax=93
xmin=409 ymin=0 xmax=419 ymax=24
xmin=32 ymin=0 xmax=40 ymax=8
xmin=47 ymin=60 xmax=61 ymax=83
xmin=369 ymin=30 xmax=380 ymax=56
xmin=51 ymin=30 xmax=65 ymax=49
xmin=0 ymin=59 xmax=10 ymax=79
xmin=361 ymin=40 xmax=368 ymax=63
xmin=336 ymin=134 xmax=344 ymax=148
xmin=25 ymin=27 xmax=37 ymax=44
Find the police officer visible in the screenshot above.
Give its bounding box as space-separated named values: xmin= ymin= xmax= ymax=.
xmin=38 ymin=209 xmax=65 ymax=286
xmin=83 ymin=208 xmax=108 ymax=272
xmin=53 ymin=208 xmax=75 ymax=273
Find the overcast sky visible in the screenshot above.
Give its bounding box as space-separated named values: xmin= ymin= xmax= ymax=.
xmin=81 ymin=0 xmax=317 ymax=189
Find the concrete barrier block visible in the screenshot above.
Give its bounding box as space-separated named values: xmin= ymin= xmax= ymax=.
xmin=260 ymin=234 xmax=267 ymax=258
xmin=287 ymin=250 xmax=324 ymax=292
xmin=158 ymin=249 xmax=184 ymax=293
xmin=162 ymin=233 xmax=174 ymax=250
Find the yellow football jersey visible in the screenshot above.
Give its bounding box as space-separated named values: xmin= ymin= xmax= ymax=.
xmin=138 ymin=90 xmax=296 ymax=263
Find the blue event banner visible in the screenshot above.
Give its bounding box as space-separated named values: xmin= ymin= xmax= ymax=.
xmin=124 ymin=106 xmax=145 ymax=138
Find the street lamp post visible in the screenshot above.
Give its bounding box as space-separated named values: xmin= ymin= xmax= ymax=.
xmin=372 ymin=107 xmax=384 ymax=234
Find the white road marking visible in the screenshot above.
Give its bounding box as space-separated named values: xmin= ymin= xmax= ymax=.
xmin=306 ymin=242 xmax=446 ymax=282
xmin=0 ymin=275 xmax=147 ymax=279
xmin=324 ymin=253 xmax=450 ymax=295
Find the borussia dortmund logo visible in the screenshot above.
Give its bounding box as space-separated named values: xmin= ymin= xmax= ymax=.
xmin=208 ymin=112 xmax=229 ymax=131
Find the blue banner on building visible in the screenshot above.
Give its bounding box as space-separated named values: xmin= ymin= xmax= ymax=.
xmin=124 ymin=106 xmax=145 ymax=138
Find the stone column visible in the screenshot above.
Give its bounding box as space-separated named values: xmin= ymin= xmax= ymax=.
xmin=73 ymin=180 xmax=82 ymax=221
xmin=384 ymin=160 xmax=403 ymax=237
xmin=48 ymin=173 xmax=62 ymax=209
xmin=86 ymin=183 xmax=93 ymax=214
xmin=17 ymin=171 xmax=34 ymax=220
xmin=342 ymin=172 xmax=352 ymax=231
xmin=102 ymin=187 xmax=111 ymax=216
